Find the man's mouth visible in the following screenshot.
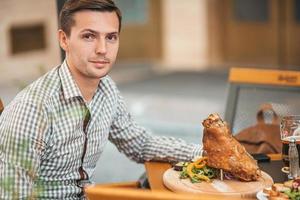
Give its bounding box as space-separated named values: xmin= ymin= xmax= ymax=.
xmin=89 ymin=60 xmax=110 ymax=64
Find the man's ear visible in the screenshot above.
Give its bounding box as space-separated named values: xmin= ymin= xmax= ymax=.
xmin=58 ymin=29 xmax=68 ymax=52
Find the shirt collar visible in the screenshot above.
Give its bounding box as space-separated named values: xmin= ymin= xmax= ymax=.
xmin=59 ymin=60 xmax=83 ymax=100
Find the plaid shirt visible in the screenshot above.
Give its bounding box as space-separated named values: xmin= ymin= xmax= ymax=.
xmin=0 ymin=61 xmax=202 ymax=199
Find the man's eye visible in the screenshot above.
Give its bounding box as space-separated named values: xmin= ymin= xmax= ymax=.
xmin=106 ymin=34 xmax=118 ymax=42
xmin=82 ymin=34 xmax=95 ymax=41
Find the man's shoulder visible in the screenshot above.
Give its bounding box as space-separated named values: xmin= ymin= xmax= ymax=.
xmin=16 ymin=66 xmax=61 ymax=105
xmin=101 ymin=75 xmax=119 ymax=92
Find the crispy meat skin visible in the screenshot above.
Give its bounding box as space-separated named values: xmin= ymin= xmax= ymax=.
xmin=202 ymin=114 xmax=261 ymax=181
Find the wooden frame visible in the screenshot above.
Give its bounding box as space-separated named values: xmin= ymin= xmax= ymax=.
xmin=225 ymin=67 xmax=300 ymax=131
xmin=91 ymin=181 xmax=140 ymax=189
xmin=85 ymin=186 xmax=245 ymax=200
xmin=0 ymin=98 xmax=4 ymax=114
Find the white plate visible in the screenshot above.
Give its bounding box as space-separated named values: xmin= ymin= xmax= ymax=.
xmin=256 ymin=189 xmax=269 ymax=200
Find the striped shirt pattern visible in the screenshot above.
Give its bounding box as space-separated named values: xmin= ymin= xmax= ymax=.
xmin=0 ymin=61 xmax=202 ymax=199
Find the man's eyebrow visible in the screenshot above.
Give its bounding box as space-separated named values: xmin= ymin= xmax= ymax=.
xmin=80 ymin=29 xmax=119 ymax=35
xmin=108 ymin=32 xmax=119 ymax=35
xmin=80 ymin=29 xmax=99 ymax=34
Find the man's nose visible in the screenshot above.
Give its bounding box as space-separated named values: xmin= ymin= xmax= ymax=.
xmin=95 ymin=38 xmax=107 ymax=55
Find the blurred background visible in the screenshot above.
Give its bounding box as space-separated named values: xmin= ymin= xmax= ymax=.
xmin=1 ymin=0 xmax=300 ymax=183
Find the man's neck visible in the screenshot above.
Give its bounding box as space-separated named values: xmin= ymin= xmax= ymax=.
xmin=66 ymin=61 xmax=100 ymax=102
xmin=76 ymin=77 xmax=99 ymax=103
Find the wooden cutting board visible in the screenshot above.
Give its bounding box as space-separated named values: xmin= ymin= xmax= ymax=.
xmin=163 ymin=168 xmax=273 ymax=199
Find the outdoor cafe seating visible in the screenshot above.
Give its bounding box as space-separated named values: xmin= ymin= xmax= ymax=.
xmin=85 ymin=67 xmax=300 ymax=199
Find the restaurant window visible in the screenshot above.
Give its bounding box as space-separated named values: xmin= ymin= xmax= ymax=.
xmin=234 ymin=0 xmax=269 ymax=22
xmin=114 ymin=0 xmax=149 ymax=25
xmin=295 ymin=0 xmax=300 ymax=23
xmin=9 ymin=23 xmax=46 ymax=55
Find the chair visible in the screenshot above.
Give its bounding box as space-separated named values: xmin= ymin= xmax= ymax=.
xmin=84 ymin=185 xmax=243 ymax=200
xmin=225 ymin=67 xmax=300 ymax=134
xmin=0 ymin=98 xmax=4 ymax=115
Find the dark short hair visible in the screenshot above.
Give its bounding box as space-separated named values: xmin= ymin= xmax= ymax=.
xmin=59 ymin=0 xmax=122 ymax=36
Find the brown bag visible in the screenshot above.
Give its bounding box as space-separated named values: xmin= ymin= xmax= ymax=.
xmin=234 ymin=104 xmax=282 ymax=154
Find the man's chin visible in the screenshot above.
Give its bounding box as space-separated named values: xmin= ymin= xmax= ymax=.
xmin=89 ymin=70 xmax=109 ymax=79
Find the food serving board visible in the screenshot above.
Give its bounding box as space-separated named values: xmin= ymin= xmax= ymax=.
xmin=163 ymin=168 xmax=273 ymax=199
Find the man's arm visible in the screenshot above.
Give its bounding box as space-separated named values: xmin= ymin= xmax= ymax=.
xmin=0 ymin=100 xmax=48 ymax=199
xmin=108 ymin=93 xmax=202 ymax=164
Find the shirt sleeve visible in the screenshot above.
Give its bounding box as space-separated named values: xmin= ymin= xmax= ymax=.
xmin=0 ymin=100 xmax=48 ymax=199
xmin=108 ymin=93 xmax=202 ymax=164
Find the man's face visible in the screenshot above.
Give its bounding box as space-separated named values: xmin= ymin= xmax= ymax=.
xmin=59 ymin=10 xmax=119 ymax=81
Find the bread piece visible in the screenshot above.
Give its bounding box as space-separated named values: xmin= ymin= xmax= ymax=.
xmin=279 ymin=192 xmax=289 ymax=199
xmin=272 ymin=183 xmax=290 ymax=192
xmin=262 ymin=187 xmax=272 ymax=195
xmin=269 ymin=189 xmax=280 ymax=197
xmin=269 ymin=197 xmax=289 ymax=200
xmin=283 ymin=180 xmax=293 ymax=188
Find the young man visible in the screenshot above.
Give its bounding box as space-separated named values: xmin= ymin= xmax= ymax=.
xmin=0 ymin=0 xmax=202 ymax=199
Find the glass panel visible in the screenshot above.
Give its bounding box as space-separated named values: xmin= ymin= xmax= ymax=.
xmin=295 ymin=0 xmax=300 ymax=23
xmin=232 ymin=86 xmax=300 ymax=134
xmin=114 ymin=0 xmax=148 ymax=25
xmin=234 ymin=0 xmax=269 ymax=22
